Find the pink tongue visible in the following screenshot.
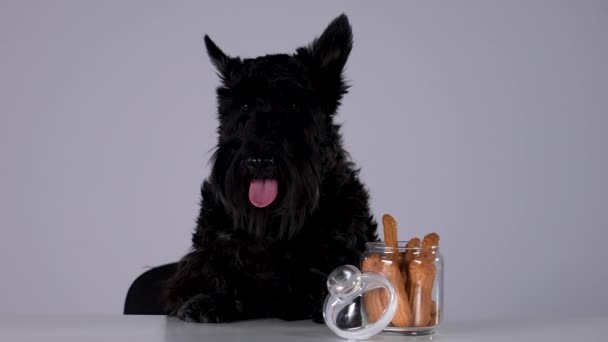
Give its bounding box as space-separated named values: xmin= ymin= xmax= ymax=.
xmin=248 ymin=179 xmax=278 ymax=208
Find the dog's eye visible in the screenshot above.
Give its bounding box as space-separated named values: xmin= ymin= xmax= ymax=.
xmin=240 ymin=104 xmax=250 ymax=113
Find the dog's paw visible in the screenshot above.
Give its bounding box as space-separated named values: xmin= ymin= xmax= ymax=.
xmin=312 ymin=312 xmax=325 ymax=324
xmin=176 ymin=294 xmax=243 ymax=323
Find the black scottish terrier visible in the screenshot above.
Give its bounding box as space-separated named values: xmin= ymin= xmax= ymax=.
xmin=163 ymin=14 xmax=378 ymax=323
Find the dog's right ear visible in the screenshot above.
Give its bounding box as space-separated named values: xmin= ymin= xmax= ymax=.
xmin=204 ymin=35 xmax=231 ymax=78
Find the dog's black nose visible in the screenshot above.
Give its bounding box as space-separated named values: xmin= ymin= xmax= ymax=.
xmin=246 ymin=157 xmax=275 ymax=173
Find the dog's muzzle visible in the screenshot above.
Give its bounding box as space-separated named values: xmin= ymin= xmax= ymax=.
xmin=246 ymin=157 xmax=275 ymax=175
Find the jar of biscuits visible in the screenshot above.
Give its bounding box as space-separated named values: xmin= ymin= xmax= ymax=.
xmin=361 ymin=237 xmax=443 ymax=335
xmin=322 ymin=214 xmax=444 ymax=339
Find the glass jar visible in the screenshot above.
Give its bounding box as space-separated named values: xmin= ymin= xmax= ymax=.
xmin=360 ymin=241 xmax=444 ymax=336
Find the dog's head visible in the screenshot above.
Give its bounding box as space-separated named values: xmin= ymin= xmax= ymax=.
xmin=205 ymin=14 xmax=353 ymax=237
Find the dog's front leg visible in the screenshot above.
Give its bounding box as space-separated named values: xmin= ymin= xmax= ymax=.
xmin=163 ymin=243 xmax=247 ymax=323
xmin=308 ymin=232 xmax=369 ymax=324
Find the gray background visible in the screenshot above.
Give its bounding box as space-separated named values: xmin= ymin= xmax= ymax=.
xmin=1 ymin=0 xmax=607 ymax=322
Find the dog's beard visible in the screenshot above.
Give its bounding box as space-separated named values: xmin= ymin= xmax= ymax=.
xmin=213 ymin=151 xmax=322 ymax=239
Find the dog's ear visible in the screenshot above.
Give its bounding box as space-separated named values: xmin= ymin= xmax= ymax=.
xmin=204 ymin=35 xmax=232 ymax=78
xmin=299 ymin=14 xmax=353 ymax=73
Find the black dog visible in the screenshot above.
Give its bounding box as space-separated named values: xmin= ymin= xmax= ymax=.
xmin=163 ymin=14 xmax=377 ymax=323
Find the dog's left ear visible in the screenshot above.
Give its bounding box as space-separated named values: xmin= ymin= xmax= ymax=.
xmin=204 ymin=35 xmax=231 ymax=78
xmin=299 ymin=14 xmax=353 ymax=73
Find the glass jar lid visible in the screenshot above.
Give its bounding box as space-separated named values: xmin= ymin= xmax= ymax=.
xmin=323 ymin=265 xmax=398 ymax=340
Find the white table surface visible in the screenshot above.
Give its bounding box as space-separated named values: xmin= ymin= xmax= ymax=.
xmin=0 ymin=314 xmax=605 ymax=342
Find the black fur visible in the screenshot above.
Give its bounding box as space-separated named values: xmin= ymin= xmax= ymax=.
xmin=163 ymin=14 xmax=378 ymax=323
